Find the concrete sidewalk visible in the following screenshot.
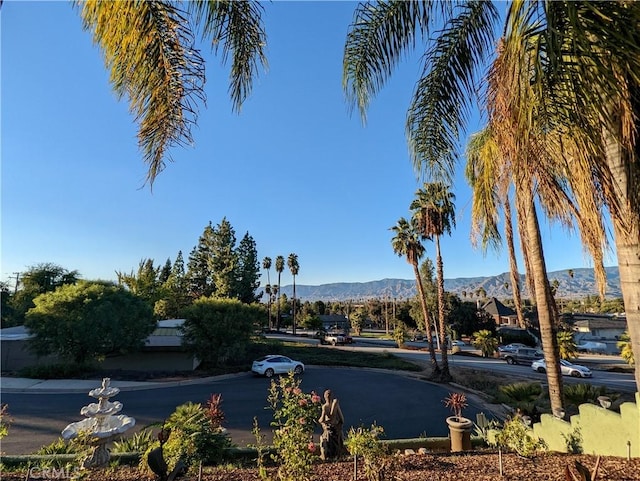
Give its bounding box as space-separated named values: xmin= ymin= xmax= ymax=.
xmin=0 ymin=374 xmax=239 ymax=394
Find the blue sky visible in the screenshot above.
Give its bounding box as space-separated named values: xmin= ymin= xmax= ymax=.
xmin=1 ymin=1 xmax=615 ymax=290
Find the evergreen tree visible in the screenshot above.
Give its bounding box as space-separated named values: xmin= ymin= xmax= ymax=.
xmin=185 ymin=223 xmax=215 ymax=299
xmin=116 ymin=258 xmax=161 ymax=308
xmin=159 ymin=258 xmax=172 ymax=284
xmin=235 ymin=232 xmax=261 ymax=303
xmin=159 ymin=250 xmax=190 ymax=318
xmin=209 ymin=217 xmax=238 ymax=298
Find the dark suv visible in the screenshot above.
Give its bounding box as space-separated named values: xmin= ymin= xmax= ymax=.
xmin=500 ymin=347 xmax=543 ymax=365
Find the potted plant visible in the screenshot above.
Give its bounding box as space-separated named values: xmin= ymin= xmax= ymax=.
xmin=443 ymin=392 xmax=473 ymax=452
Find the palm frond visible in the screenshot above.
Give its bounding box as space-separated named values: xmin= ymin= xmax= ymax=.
xmin=407 ymin=0 xmax=498 ymax=183
xmin=343 ymin=1 xmax=439 ymax=123
xmin=77 ymin=0 xmax=206 ymax=186
xmin=190 ymin=0 xmax=268 ymax=113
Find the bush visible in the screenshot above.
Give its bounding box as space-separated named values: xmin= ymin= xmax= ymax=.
xmin=266 ymin=372 xmax=322 ymax=481
xmin=492 ymin=417 xmax=546 ymax=457
xmin=345 ymin=424 xmax=396 ymax=481
xmin=19 ymin=362 xmax=95 ymax=380
xmin=141 ymin=395 xmax=232 ymax=474
xmin=112 ymin=428 xmax=156 ymax=454
xmin=563 ymin=384 xmax=616 ymax=409
xmin=182 ymin=298 xmax=263 ymax=366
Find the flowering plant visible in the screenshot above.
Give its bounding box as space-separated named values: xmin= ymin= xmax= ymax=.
xmin=443 ymin=392 xmax=468 ymax=420
xmin=267 ymin=372 xmax=322 ymax=481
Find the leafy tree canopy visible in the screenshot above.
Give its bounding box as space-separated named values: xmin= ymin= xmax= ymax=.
xmin=25 ymin=281 xmax=155 ymax=364
xmin=181 ymin=298 xmax=264 ymax=367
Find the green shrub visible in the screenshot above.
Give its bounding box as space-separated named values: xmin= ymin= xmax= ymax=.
xmin=182 ymin=298 xmax=263 ymax=367
xmin=19 ymin=362 xmax=95 ymax=380
xmin=266 ymin=373 xmax=322 ymax=481
xmin=140 ymin=395 xmax=233 ymax=473
xmin=496 ymin=382 xmax=543 ymax=404
xmin=0 ymin=404 xmax=11 ymax=440
xmin=345 ymin=423 xmax=396 ymax=481
xmin=492 ymin=417 xmax=546 ymax=457
xmin=563 ymin=384 xmax=617 ymax=409
xmin=112 ymin=428 xmax=156 ymax=454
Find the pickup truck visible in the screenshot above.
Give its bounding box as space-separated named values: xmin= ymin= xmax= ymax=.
xmin=500 ymin=347 xmax=544 ymax=365
xmin=315 ymin=330 xmax=353 ymax=346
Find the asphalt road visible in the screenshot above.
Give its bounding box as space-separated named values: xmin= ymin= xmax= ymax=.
xmin=1 ymin=367 xmax=495 ymax=456
xmin=278 ymin=333 xmax=637 ymax=393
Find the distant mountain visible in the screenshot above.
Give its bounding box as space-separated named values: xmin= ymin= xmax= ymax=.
xmin=271 ymin=267 xmax=621 ymax=302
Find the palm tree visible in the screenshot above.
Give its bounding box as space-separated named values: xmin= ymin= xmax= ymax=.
xmin=343 ymin=0 xmax=640 ymax=396
xmin=410 ymin=183 xmax=456 ymax=382
xmin=556 ymin=331 xmax=577 ymax=361
xmin=465 ymin=128 xmax=526 ymax=329
xmin=390 ymin=217 xmax=440 ymax=376
xmin=263 ymin=257 xmax=272 ymax=328
xmin=472 ymin=329 xmax=498 ymax=358
xmin=617 ymin=332 xmax=635 ymax=366
xmin=287 ymin=253 xmax=300 ymax=335
xmin=76 ymin=1 xmax=268 ymax=185
xmin=274 ymin=255 xmax=285 ymax=331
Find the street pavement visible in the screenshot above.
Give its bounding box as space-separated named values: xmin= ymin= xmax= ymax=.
xmin=0 ymin=367 xmax=499 ymax=456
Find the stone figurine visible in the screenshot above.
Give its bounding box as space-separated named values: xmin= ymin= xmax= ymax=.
xmin=318 ymin=389 xmax=345 ymax=460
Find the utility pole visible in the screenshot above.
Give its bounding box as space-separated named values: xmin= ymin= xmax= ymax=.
xmin=11 ymin=272 xmax=20 ymax=294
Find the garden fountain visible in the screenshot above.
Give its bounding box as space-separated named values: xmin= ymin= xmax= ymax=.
xmin=62 ymin=377 xmax=135 ymax=468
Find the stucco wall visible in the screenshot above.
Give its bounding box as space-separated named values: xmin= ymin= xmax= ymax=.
xmin=533 ymin=392 xmax=639 ymax=458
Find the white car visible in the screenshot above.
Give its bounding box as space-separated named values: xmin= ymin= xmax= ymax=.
xmin=531 ymin=359 xmax=592 ymax=378
xmin=451 ymin=340 xmax=466 ymax=347
xmin=251 ymin=355 xmax=305 ymax=378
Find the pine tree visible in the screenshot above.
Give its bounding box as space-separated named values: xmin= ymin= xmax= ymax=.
xmin=209 ymin=217 xmax=238 ymax=298
xmin=160 ymin=250 xmax=190 ymax=318
xmin=185 ymin=223 xmax=215 ymax=299
xmin=236 ymin=232 xmax=261 ymax=303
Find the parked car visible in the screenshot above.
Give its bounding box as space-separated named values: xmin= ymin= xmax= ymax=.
xmin=500 ymin=347 xmax=544 ymax=365
xmin=497 ymin=343 xmax=528 ymax=353
xmin=251 ymin=355 xmax=305 ymax=377
xmin=531 ymin=358 xmax=592 ymax=378
xmin=576 ymin=341 xmax=607 ymax=353
xmin=451 ymin=340 xmax=466 ymax=347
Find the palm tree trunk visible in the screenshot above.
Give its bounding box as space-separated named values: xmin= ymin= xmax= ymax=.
xmin=504 ymin=195 xmax=527 ymax=328
xmin=523 ymin=191 xmax=564 ymax=413
xmin=276 ymin=272 xmax=282 ymax=331
xmin=604 ymin=131 xmax=640 ymax=390
xmin=292 ymin=277 xmax=297 ymax=335
xmin=435 ymin=236 xmax=452 ymax=382
xmin=414 ymin=263 xmax=440 ymax=375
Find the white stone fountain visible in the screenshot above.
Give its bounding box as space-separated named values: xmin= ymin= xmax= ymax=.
xmin=62 ymin=378 xmax=135 ymax=468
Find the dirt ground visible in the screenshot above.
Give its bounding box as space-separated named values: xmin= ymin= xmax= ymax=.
xmin=4 ymin=452 xmax=640 ymax=481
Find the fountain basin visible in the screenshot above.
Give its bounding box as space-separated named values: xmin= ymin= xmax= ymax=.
xmin=62 ymin=414 xmax=136 ymax=440
xmin=81 ymin=400 xmax=123 ymax=417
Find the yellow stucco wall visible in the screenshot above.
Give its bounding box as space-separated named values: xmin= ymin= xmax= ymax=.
xmin=533 ymin=392 xmax=639 ymax=458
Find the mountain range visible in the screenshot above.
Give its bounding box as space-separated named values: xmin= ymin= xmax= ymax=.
xmin=272 ymin=266 xmax=622 ymax=302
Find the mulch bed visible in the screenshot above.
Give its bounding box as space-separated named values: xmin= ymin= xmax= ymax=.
xmin=4 ymin=452 xmax=640 ymax=481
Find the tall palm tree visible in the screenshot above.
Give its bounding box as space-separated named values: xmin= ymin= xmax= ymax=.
xmin=465 ymin=128 xmax=527 ymax=329
xmin=76 ymin=0 xmax=268 ymax=185
xmin=344 ymin=0 xmax=640 ymax=405
xmin=410 ymin=183 xmax=456 ymax=382
xmin=287 ymin=253 xmax=300 ymax=335
xmin=262 ymin=257 xmax=272 ymax=328
xmin=390 ymin=217 xmax=441 ymax=376
xmin=539 ymin=1 xmax=640 ymax=390
xmin=275 ymin=255 xmax=285 ymax=331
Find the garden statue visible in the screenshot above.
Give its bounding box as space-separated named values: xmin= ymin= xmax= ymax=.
xmin=318 ymin=389 xmax=345 ymax=460
xmin=147 ymin=427 xmax=186 ymax=481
